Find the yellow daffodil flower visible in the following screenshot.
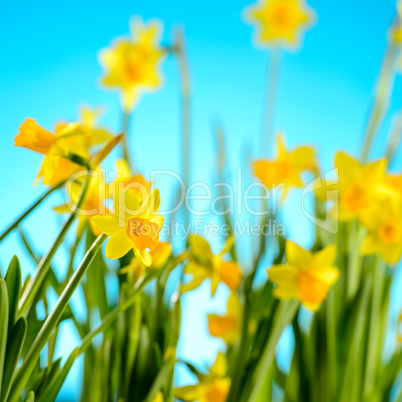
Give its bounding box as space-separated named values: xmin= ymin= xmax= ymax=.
xmin=253 ymin=134 xmax=315 ymax=200
xmin=91 ymin=185 xmax=164 ymax=266
xmin=99 ymin=17 xmax=165 ymax=111
xmin=54 ymin=168 xmax=110 ymax=235
xmin=15 ymin=118 xmax=86 ymax=186
xmin=244 ymin=0 xmax=315 ymax=49
xmin=15 ymin=111 xmax=115 ymax=186
xmin=331 ymin=152 xmax=387 ymax=221
xmin=208 ymin=292 xmax=241 ymax=345
xmin=268 ymin=241 xmax=339 ymax=312
xmin=360 ymin=198 xmax=402 ymax=264
xmin=120 ymin=241 xmax=172 ymax=283
xmin=182 ymin=235 xmax=242 ymax=297
xmin=174 ymin=353 xmax=230 ymax=402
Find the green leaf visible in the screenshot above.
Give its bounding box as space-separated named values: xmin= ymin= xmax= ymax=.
xmin=36 ymin=347 xmax=79 ymax=402
xmin=25 ymin=391 xmax=35 ymax=402
xmin=0 ymin=279 xmax=9 ymax=398
xmin=8 ymin=234 xmax=107 ymax=402
xmin=245 ymin=300 xmax=299 ymax=402
xmin=1 ymin=317 xmax=27 ymax=402
xmin=5 ymin=256 xmax=21 ymax=333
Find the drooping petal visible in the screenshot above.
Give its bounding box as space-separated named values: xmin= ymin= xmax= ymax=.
xmin=91 ymin=214 xmax=126 ymax=236
xmin=134 ymin=247 xmax=152 ymax=267
xmin=105 ymin=232 xmax=133 ymax=259
xmin=150 ymin=242 xmax=171 ymax=268
xmin=174 ymin=385 xmax=200 ymax=402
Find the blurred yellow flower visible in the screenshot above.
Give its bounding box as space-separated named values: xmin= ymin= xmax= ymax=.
xmin=390 ymin=1 xmax=402 ymax=43
xmin=182 ymin=235 xmax=242 ymax=297
xmin=208 ymin=293 xmax=241 ymax=345
xmin=174 ymin=352 xmax=230 ymax=402
xmin=333 ymin=152 xmax=387 ymax=221
xmin=120 ymin=241 xmax=172 ymax=283
xmin=253 ymin=134 xmax=315 ymax=200
xmin=268 ymin=241 xmax=339 ymax=312
xmin=152 ymin=392 xmax=164 ymax=402
xmin=99 ymin=17 xmax=165 ymax=112
xmin=91 ymin=186 xmax=164 ymax=266
xmin=54 ymin=168 xmax=110 ymax=235
xmin=244 ymin=0 xmax=315 ymax=49
xmin=360 ymin=198 xmax=402 ymax=264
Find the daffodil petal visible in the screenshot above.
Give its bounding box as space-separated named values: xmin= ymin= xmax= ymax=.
xmin=105 ymin=232 xmax=133 ymax=259
xmin=91 ymin=214 xmax=126 ymax=236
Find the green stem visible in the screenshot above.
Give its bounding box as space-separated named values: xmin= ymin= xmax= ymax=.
xmin=227 ymin=221 xmax=268 ymax=401
xmin=78 ymin=272 xmax=156 ymax=354
xmin=0 ymin=181 xmax=65 ymax=243
xmin=8 ymin=234 xmax=107 ymax=402
xmin=360 ymin=44 xmax=397 ymax=163
xmin=18 ymin=172 xmax=91 ymax=317
xmin=121 ymin=111 xmax=133 ymax=168
xmin=363 ymin=257 xmax=384 ymax=397
xmin=175 ymin=28 xmax=191 ymax=230
xmin=262 ymin=48 xmax=281 ymax=157
xmin=246 ymin=300 xmax=299 ymax=402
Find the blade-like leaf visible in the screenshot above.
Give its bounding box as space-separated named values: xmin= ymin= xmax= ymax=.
xmin=5 ymin=256 xmax=21 ymax=333
xmin=1 ymin=317 xmax=27 ymax=402
xmin=0 ymin=279 xmax=9 ymax=398
xmin=36 ymin=348 xmax=79 ymax=402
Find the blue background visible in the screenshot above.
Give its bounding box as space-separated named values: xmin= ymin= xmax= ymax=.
xmin=1 ymin=0 xmax=402 ymax=399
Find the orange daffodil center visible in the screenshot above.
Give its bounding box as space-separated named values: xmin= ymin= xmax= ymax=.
xmin=268 ymin=241 xmax=339 ymax=312
xmin=245 ymin=0 xmax=315 ymax=49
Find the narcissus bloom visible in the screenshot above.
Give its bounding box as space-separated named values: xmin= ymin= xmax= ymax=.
xmin=182 ymin=235 xmax=242 ymax=297
xmin=99 ymin=17 xmax=165 ymax=112
xmin=91 ymin=186 xmax=163 ymax=266
xmin=330 ymin=152 xmax=387 ymax=221
xmin=15 ymin=111 xmax=114 ymax=186
xmin=120 ymin=241 xmax=172 ymax=283
xmin=268 ymin=241 xmax=339 ymax=312
xmin=253 ymin=134 xmax=315 ymax=200
xmin=360 ymin=199 xmax=402 ymax=264
xmin=208 ymin=293 xmax=241 ymax=345
xmin=174 ymin=353 xmax=230 ymax=402
xmin=54 ymin=168 xmax=110 ymax=235
xmin=244 ymin=0 xmax=315 ymax=49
